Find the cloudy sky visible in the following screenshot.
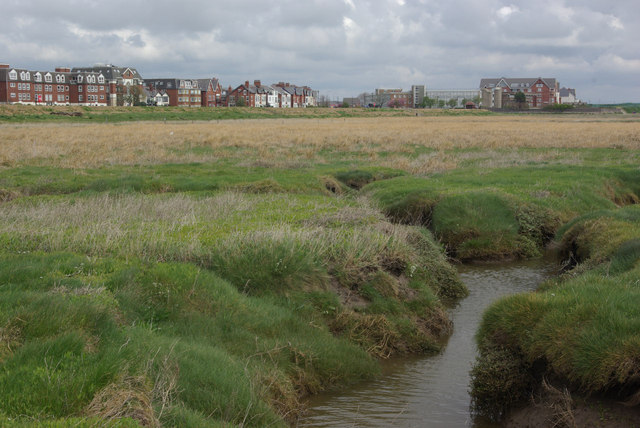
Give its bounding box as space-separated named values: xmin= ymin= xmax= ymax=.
xmin=2 ymin=0 xmax=638 ymax=103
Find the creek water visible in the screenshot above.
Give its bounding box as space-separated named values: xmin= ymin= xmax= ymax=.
xmin=297 ymin=256 xmax=558 ymax=428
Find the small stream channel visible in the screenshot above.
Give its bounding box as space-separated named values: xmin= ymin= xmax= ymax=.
xmin=297 ymin=255 xmax=558 ymax=428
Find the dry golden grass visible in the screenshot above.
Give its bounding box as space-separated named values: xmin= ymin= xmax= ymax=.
xmin=0 ymin=116 xmax=638 ymax=171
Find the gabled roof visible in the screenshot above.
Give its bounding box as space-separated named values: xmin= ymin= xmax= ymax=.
xmin=146 ymin=79 xmax=180 ymax=90
xmin=273 ymin=86 xmax=290 ymax=96
xmin=196 ymin=79 xmax=213 ymax=91
xmin=559 ymin=87 xmax=576 ymax=97
xmin=480 ymin=77 xmax=557 ymax=89
xmin=72 ymin=65 xmax=142 ymax=81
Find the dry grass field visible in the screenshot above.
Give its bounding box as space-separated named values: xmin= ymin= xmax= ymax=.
xmin=1 ymin=115 xmax=639 ymax=171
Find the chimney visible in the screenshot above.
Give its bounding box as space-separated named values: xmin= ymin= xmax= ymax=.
xmin=0 ymin=64 xmax=9 ymax=69
xmin=245 ymin=80 xmax=250 ymax=87
xmin=55 ymin=66 xmax=71 ymax=73
xmin=254 ymin=80 xmax=261 ymax=87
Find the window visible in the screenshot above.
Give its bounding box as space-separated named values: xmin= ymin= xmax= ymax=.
xmin=45 ymin=73 xmax=52 ymax=82
xmin=35 ymin=73 xmax=42 ymax=82
xmin=9 ymin=70 xmax=17 ymax=80
xmin=99 ymin=86 xmax=104 ymax=90
xmin=77 ymin=75 xmax=83 ymax=83
xmin=98 ymin=76 xmax=104 ymax=84
xmin=65 ymin=86 xmax=69 ymax=91
xmin=10 ymin=82 xmax=15 ymax=88
xmin=100 ymin=95 xmax=104 ymax=100
xmin=79 ymin=95 xmax=83 ymax=101
xmin=10 ymin=93 xmax=16 ymax=98
xmin=18 ymin=83 xmax=22 ymax=90
xmin=26 ymin=83 xmax=30 ymax=90
xmin=78 ymin=86 xmax=83 ymax=92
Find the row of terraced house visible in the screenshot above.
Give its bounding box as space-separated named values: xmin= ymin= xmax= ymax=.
xmin=0 ymin=63 xmax=319 ymax=108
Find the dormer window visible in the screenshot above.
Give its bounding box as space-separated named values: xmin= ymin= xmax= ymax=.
xmin=45 ymin=73 xmax=52 ymax=82
xmin=9 ymin=70 xmax=17 ymax=80
xmin=34 ymin=72 xmax=42 ymax=82
xmin=20 ymin=71 xmax=30 ymax=80
xmin=98 ymin=75 xmax=104 ymax=84
xmin=77 ymin=75 xmax=83 ymax=83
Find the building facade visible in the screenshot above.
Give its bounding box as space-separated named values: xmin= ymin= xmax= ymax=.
xmin=72 ymin=65 xmax=144 ymax=106
xmin=0 ymin=64 xmax=108 ymax=105
xmin=426 ymin=89 xmax=480 ymax=108
xmin=2 ymin=62 xmax=319 ymax=109
xmin=145 ymin=79 xmax=202 ymax=107
xmin=479 ymin=77 xmax=559 ymax=108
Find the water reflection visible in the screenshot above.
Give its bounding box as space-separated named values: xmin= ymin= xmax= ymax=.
xmin=298 ymin=257 xmax=558 ymax=428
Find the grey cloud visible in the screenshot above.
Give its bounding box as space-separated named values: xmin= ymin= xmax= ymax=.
xmin=1 ymin=0 xmax=638 ymax=102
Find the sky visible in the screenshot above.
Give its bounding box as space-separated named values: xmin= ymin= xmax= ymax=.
xmin=1 ymin=0 xmax=638 ymax=103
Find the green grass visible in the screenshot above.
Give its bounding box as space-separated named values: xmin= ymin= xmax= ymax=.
xmin=365 ymin=165 xmax=639 ymax=260
xmin=0 ymin=190 xmax=462 ymax=425
xmin=0 ymin=105 xmax=494 ymax=124
xmin=471 ymin=204 xmax=640 ymax=421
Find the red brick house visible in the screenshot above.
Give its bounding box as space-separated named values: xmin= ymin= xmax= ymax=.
xmin=145 ymin=79 xmax=202 ymax=107
xmin=69 ymin=71 xmax=108 ymax=106
xmin=227 ymin=80 xmax=262 ymax=107
xmin=197 ymin=78 xmax=222 ymax=107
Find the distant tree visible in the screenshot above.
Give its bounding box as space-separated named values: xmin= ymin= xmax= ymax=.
xmin=341 ymin=101 xmax=350 ymax=108
xmin=472 ymin=95 xmax=481 ymax=105
xmin=388 ymin=98 xmax=407 ymax=108
xmin=514 ymin=91 xmax=526 ymax=109
xmin=437 ymin=99 xmax=446 ymax=108
xmin=235 ymin=96 xmax=246 ymax=107
xmin=421 ymin=96 xmax=436 ymax=108
xmin=461 ymin=98 xmax=469 ymax=107
xmin=447 ymin=98 xmax=458 ymax=108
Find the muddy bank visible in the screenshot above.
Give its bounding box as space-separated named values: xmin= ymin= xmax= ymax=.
xmin=504 ymin=385 xmax=640 ymax=428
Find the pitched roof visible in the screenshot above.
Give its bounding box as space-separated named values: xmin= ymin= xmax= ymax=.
xmin=480 ymin=77 xmax=557 ymax=89
xmin=559 ymin=87 xmax=576 ymax=97
xmin=71 ymin=65 xmax=142 ymax=81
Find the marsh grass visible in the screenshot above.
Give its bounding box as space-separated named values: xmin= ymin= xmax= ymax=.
xmin=2 ymin=114 xmax=640 ymax=426
xmin=472 ymin=205 xmax=640 ymax=421
xmin=0 ymin=190 xmax=461 ymax=426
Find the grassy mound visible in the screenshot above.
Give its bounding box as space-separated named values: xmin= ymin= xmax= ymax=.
xmin=471 ymin=205 xmax=640 ymax=421
xmin=0 ymin=191 xmax=462 ymax=426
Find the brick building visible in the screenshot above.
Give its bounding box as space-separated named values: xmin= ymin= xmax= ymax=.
xmin=197 ymin=78 xmax=223 ymax=107
xmin=0 ymin=64 xmax=107 ymax=105
xmin=480 ymin=77 xmax=559 ymax=108
xmin=145 ymin=79 xmax=202 ymax=107
xmin=72 ymin=65 xmax=143 ymax=106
